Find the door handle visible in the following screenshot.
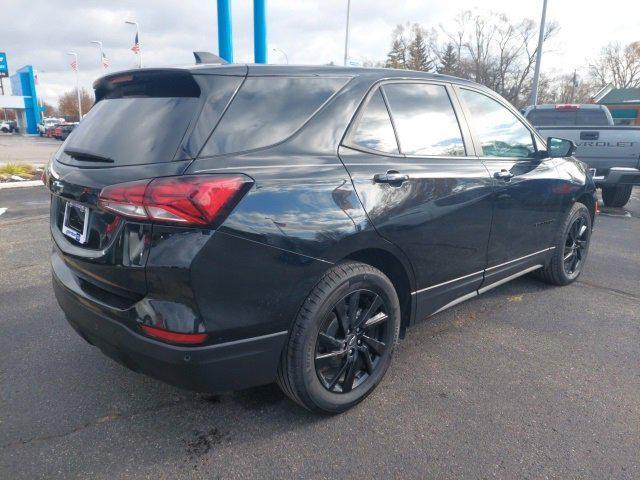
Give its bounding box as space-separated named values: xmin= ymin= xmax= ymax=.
xmin=494 ymin=169 xmax=514 ymax=181
xmin=373 ymin=171 xmax=409 ymax=185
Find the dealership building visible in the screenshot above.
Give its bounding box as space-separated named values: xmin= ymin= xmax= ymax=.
xmin=0 ymin=60 xmax=41 ymax=135
xmin=594 ymin=86 xmax=640 ymax=125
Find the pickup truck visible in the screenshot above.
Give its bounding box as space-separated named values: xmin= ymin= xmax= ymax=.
xmin=523 ymin=104 xmax=640 ymax=207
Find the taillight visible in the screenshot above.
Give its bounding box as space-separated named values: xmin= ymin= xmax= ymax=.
xmin=98 ymin=175 xmax=252 ymax=226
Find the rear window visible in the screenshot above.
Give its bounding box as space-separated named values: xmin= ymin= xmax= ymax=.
xmin=526 ymin=108 xmax=609 ymax=126
xmin=348 ymin=88 xmax=399 ymax=154
xmin=201 ymin=76 xmax=348 ymax=156
xmin=60 ymin=71 xmax=203 ymax=166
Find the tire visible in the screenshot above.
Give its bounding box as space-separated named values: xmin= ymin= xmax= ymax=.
xmin=538 ymin=202 xmax=591 ymax=286
xmin=601 ymin=185 xmax=632 ymax=208
xmin=277 ymin=261 xmax=401 ymax=413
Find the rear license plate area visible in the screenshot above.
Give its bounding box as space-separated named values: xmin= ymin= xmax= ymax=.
xmin=62 ymin=201 xmax=89 ymax=244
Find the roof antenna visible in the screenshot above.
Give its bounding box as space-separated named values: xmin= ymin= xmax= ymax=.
xmin=193 ymin=51 xmax=228 ymax=65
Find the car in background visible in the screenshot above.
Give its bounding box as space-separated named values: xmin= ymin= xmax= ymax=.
xmin=47 ymin=64 xmax=596 ymax=413
xmin=1 ymin=120 xmax=18 ymax=133
xmin=52 ymin=122 xmax=77 ymax=140
xmin=59 ymin=123 xmax=77 ymax=141
xmin=52 ymin=125 xmax=64 ymax=140
xmin=39 ymin=118 xmax=64 ymax=136
xmin=45 ymin=124 xmax=59 ymax=138
xmin=524 ymin=103 xmax=640 ymax=207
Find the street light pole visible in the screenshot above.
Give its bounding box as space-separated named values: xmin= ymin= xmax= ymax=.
xmin=272 ymin=48 xmax=288 ymax=64
xmin=125 ymin=20 xmax=142 ymax=68
xmin=343 ymin=0 xmax=351 ymax=66
xmin=90 ymin=40 xmax=104 ymax=68
xmin=530 ymin=0 xmax=548 ymax=106
xmin=67 ymin=52 xmax=82 ymax=120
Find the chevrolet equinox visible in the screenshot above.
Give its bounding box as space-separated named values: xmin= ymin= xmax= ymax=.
xmin=47 ymin=64 xmax=596 ymax=413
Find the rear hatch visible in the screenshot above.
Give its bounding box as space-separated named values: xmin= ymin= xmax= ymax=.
xmin=47 ymin=68 xmax=245 ymax=301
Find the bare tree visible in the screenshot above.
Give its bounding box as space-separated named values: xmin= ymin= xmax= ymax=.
xmin=57 ymin=88 xmax=94 ymax=121
xmin=535 ymin=72 xmax=595 ymax=104
xmin=426 ymin=10 xmax=558 ymax=108
xmin=41 ymin=102 xmax=58 ymax=117
xmin=589 ymin=41 xmax=640 ymax=88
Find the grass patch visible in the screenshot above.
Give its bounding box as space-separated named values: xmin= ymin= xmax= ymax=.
xmin=0 ymin=163 xmax=34 ymax=177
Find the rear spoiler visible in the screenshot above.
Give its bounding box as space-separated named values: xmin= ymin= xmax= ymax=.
xmin=93 ymin=69 xmax=201 ymax=101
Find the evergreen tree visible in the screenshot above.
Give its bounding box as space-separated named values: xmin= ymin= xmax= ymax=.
xmin=385 ymin=25 xmax=408 ymax=69
xmin=437 ymin=43 xmax=459 ymax=76
xmin=407 ymin=25 xmax=432 ymax=71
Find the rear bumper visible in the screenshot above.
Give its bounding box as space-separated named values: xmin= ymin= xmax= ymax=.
xmin=593 ymin=167 xmax=640 ymax=187
xmin=52 ymin=263 xmax=288 ymax=393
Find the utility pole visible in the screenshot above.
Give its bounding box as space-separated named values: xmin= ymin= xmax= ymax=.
xmin=125 ymin=20 xmax=142 ymax=68
xmin=253 ymin=0 xmax=267 ymax=63
xmin=343 ymin=0 xmax=351 ymax=66
xmin=217 ymin=0 xmax=233 ymax=63
xmin=530 ymin=0 xmax=548 ymax=106
xmin=67 ymin=52 xmax=82 ymax=120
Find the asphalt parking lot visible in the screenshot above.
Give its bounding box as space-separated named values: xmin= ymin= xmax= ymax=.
xmin=1 ymin=185 xmax=638 ymax=479
xmin=0 ymin=133 xmax=60 ymax=166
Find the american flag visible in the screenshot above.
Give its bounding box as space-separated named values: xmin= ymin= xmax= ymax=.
xmin=101 ymin=51 xmax=110 ymax=68
xmin=70 ymin=60 xmax=77 ymax=71
xmin=131 ymin=32 xmax=140 ymax=54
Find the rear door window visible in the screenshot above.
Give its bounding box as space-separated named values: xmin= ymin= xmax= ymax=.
xmin=382 ymin=83 xmax=466 ymax=157
xmin=201 ymin=76 xmax=348 ymax=156
xmin=348 ymin=88 xmax=399 ymax=154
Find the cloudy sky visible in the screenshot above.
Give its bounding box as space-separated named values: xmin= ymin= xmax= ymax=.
xmin=2 ymin=0 xmax=638 ymax=105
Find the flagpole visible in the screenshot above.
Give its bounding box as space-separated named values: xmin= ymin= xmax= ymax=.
xmin=90 ymin=40 xmax=104 ymax=68
xmin=67 ymin=51 xmax=82 ymax=120
xmin=125 ymin=20 xmax=142 ymax=68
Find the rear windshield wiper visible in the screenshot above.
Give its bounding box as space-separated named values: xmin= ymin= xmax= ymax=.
xmin=64 ymin=148 xmax=115 ymax=163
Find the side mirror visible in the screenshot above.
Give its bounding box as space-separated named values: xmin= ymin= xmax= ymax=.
xmin=547 ymin=137 xmax=576 ymax=158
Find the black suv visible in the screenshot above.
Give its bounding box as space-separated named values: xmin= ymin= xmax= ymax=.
xmin=47 ymin=65 xmax=596 ymax=413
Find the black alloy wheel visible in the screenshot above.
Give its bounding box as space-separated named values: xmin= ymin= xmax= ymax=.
xmin=563 ymin=215 xmax=589 ymax=276
xmin=314 ymin=289 xmax=389 ymax=394
xmin=537 ymin=202 xmax=591 ymax=286
xmin=277 ymin=261 xmax=400 ymax=413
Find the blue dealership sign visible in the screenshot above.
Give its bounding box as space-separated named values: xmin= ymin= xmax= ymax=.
xmin=0 ymin=52 xmax=8 ymax=78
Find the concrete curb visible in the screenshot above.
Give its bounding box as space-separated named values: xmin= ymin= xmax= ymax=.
xmin=0 ymin=180 xmax=44 ymax=190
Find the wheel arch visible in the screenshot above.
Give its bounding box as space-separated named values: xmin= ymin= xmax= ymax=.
xmin=576 ymin=192 xmax=596 ymax=225
xmin=342 ymin=247 xmax=415 ymax=337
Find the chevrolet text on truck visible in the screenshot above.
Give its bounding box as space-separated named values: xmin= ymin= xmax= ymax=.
xmin=524 ymin=104 xmax=640 ymax=207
